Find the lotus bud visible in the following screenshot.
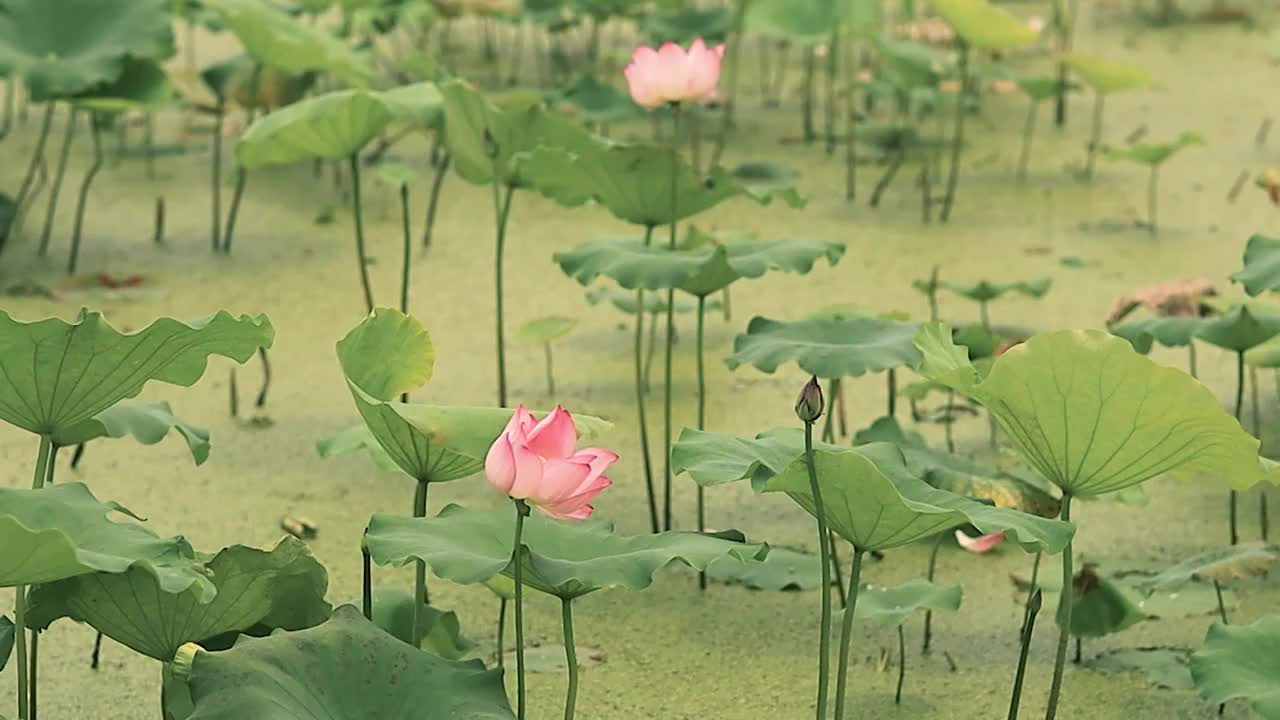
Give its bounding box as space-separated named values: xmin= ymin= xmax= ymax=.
xmin=795 ymin=375 xmax=824 ymax=423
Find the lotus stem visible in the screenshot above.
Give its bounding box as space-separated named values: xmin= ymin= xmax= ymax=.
xmin=422 ymin=152 xmax=450 ymax=249
xmin=1188 ymin=343 xmax=1198 ymax=378
xmin=980 ymin=300 xmax=990 ymax=328
xmin=362 ymin=545 xmax=372 ymax=620
xmin=896 ymin=624 xmax=906 ymax=704
xmin=13 ymin=102 xmax=55 ymax=227
xmin=153 ymin=196 xmax=165 ymax=245
xmin=833 ymin=548 xmax=865 ymax=719
xmin=1007 ymin=589 xmax=1043 ymax=720
xmin=348 ymin=153 xmax=377 ymax=315
xmin=922 ymin=532 xmax=945 ymax=653
xmin=561 ymin=599 xmax=579 ymax=720
xmin=803 ymin=421 xmax=833 ymax=720
xmin=221 ymin=167 xmax=248 ymax=254
xmin=662 ymin=105 xmax=682 ymax=531
xmin=1232 ymin=350 xmax=1244 ymax=546
xmin=887 ymin=369 xmax=898 ymax=417
xmin=821 ymin=379 xmax=838 ymax=444
xmin=708 ymin=0 xmax=750 ymax=169
xmin=634 ymin=229 xmax=659 ymax=534
xmin=829 ymin=532 xmax=847 ymax=608
xmin=940 ymin=41 xmax=969 ymax=223
xmin=846 ymin=76 xmax=859 ymax=202
xmin=89 ymin=632 xmax=103 ymax=670
xmin=412 ymin=480 xmax=430 ymax=644
xmin=211 ymin=106 xmax=224 ymax=253
xmin=490 ymin=180 xmax=516 ymax=407
xmin=1213 ymin=580 xmax=1228 ymax=624
xmin=0 ymin=80 xmax=12 ymax=141
xmin=645 ymin=310 xmax=659 ymax=392
xmin=1043 ymin=493 xmax=1074 ymax=720
xmin=143 ymin=114 xmax=155 ymax=179
xmin=38 ymin=107 xmax=77 ymax=255
xmin=1147 ymin=166 xmax=1159 ymax=233
xmin=825 ymin=21 xmax=840 ymax=155
xmin=802 ymin=49 xmax=816 ymax=143
xmin=1084 ymin=92 xmax=1105 ymax=180
xmin=512 ymin=499 xmax=530 ymax=720
xmin=1017 ymin=100 xmax=1038 ymax=183
xmin=722 ymin=287 xmax=732 ymax=321
xmin=496 ymin=597 xmax=507 ymax=668
xmin=66 ymin=117 xmax=104 ymax=275
xmin=869 ymin=147 xmax=904 ymax=207
xmin=944 ymin=389 xmax=956 ymax=453
xmin=396 ymin=183 xmax=411 ymax=316
xmin=14 ymin=436 xmax=51 ymax=720
xmin=28 ymin=632 xmax=37 ymax=720
xmin=696 ymin=294 xmax=709 ymax=590
xmin=229 ymin=369 xmax=238 ymax=418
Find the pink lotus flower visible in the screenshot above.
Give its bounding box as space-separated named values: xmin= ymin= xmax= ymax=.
xmin=485 ymin=405 xmax=617 ymax=520
xmin=624 ymin=38 xmax=726 ymax=110
xmin=955 ymin=530 xmax=1006 ymax=553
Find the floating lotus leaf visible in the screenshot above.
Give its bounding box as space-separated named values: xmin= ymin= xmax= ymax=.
xmin=1089 ymin=648 xmax=1194 ymax=690
xmin=1109 ymin=315 xmax=1206 ymax=353
xmin=52 ymin=400 xmax=210 ymax=465
xmin=1136 ymin=543 xmax=1277 ymax=591
xmin=1191 ymin=616 xmax=1280 ymax=719
xmin=337 ymin=309 xmax=608 ymax=483
xmin=0 ymin=0 xmax=174 ymax=101
xmin=1058 ymin=567 xmax=1147 ymax=638
xmin=316 ymin=424 xmax=401 ymax=472
xmin=0 ymin=616 xmax=11 ymax=672
xmin=364 ymin=504 xmax=768 ymax=600
xmin=938 ymin=277 xmax=1052 ymax=303
xmin=914 ymin=323 xmax=1267 ymax=495
xmin=929 ymin=0 xmax=1037 ymax=49
xmin=724 ymin=314 xmax=921 ymax=378
xmin=0 ymin=309 xmax=273 ymax=436
xmin=704 ymin=546 xmax=824 ymax=591
xmin=179 ymin=605 xmax=514 ymax=720
xmin=518 ymin=316 xmax=577 ymax=344
xmin=900 ymin=444 xmax=1062 ymax=519
xmin=1194 ymin=304 xmax=1280 ymax=353
xmin=554 ymin=237 xmax=843 ymax=296
xmin=72 ymin=57 xmax=175 ymax=112
xmin=1063 ymin=53 xmax=1152 ymax=93
xmin=202 ymin=0 xmax=373 ymax=87
xmin=25 ymin=537 xmax=330 ymax=662
xmin=1105 ymin=131 xmax=1204 ymax=166
xmin=0 ymin=482 xmax=213 ymax=594
xmin=850 ymin=579 xmax=962 ymax=628
xmin=1232 ymin=234 xmax=1280 ymax=297
xmin=366 ymin=589 xmax=476 ymax=660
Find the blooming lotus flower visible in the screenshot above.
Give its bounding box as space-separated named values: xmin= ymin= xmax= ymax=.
xmin=955 ymin=530 xmax=1006 ymax=553
xmin=485 ymin=405 xmax=617 ymax=520
xmin=624 ymin=38 xmax=725 ymax=110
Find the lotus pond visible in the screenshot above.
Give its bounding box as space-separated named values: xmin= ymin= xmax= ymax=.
xmin=0 ymin=1 xmax=1278 ymax=719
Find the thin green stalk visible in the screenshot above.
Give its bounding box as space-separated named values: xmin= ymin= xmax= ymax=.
xmin=645 ymin=310 xmax=659 ymax=392
xmin=696 ymin=294 xmax=708 ymax=590
xmin=1008 ymin=589 xmax=1043 ymax=720
xmin=922 ymin=532 xmax=945 ymax=653
xmin=512 ymin=500 xmax=530 ymax=720
xmin=1043 ymin=493 xmax=1074 ymax=720
xmin=887 ymin=369 xmax=898 ymax=417
xmin=1017 ymin=100 xmax=1038 ymax=183
xmin=821 ymin=378 xmax=838 ymax=444
xmin=1213 ymin=580 xmax=1229 ymax=625
xmin=0 ymin=80 xmax=13 ymax=141
xmin=543 ymin=344 xmax=556 ymax=397
xmin=1232 ymin=350 xmax=1244 ymax=546
xmin=491 ymin=182 xmax=516 ymax=407
xmin=662 ymin=105 xmax=682 ymax=531
xmin=980 ymin=300 xmax=990 ymax=328
xmin=832 ymin=548 xmax=865 ymax=719
xmin=15 ymin=436 xmax=51 ymax=720
xmin=362 ymin=544 xmax=372 ymax=620
xmin=1083 ymin=92 xmax=1105 ymax=180
xmin=561 ymin=599 xmax=579 ymax=720
xmin=1188 ymin=342 xmax=1198 ymax=378
xmin=496 ymin=597 xmax=507 ymax=668
xmin=829 ymin=532 xmax=847 ymax=609
xmin=221 ymin=167 xmax=248 ymax=254
xmin=825 ymin=20 xmax=841 ymax=155
xmin=412 ymin=480 xmax=430 ymax=644
xmin=944 ymin=389 xmax=956 ymax=453
xmin=399 ymin=184 xmax=411 ymax=313
xmin=895 ymin=624 xmax=906 ymax=705
xmin=67 ymin=117 xmax=103 ymax=275
xmin=90 ymin=632 xmax=102 ymax=670
xmin=13 ymin=102 xmax=55 ymax=225
xmin=422 ymin=153 xmax=450 ymax=248
xmin=634 ymin=228 xmax=659 ymax=533
xmin=349 ymin=153 xmax=376 ymax=314
xmin=802 ymin=49 xmax=816 ymax=143
xmin=1251 ymin=361 xmax=1264 ymax=543
xmin=804 ymin=421 xmax=833 ymax=720
xmin=28 ymin=632 xmax=37 ymax=720
xmin=940 ymin=41 xmax=969 ymax=223
xmin=38 ymin=107 xmax=78 ymax=255
xmin=211 ymin=106 xmax=224 ymax=252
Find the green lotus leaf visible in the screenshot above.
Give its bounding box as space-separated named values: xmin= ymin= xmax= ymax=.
xmin=938 ymin=277 xmax=1052 ymax=303
xmin=584 ymin=285 xmax=709 ymax=315
xmin=364 ymin=504 xmax=768 ymax=600
xmin=554 ymin=237 xmax=844 ymax=296
xmin=850 ymin=579 xmax=962 ymax=628
xmin=374 ymin=161 xmax=420 ymax=188
xmin=1058 ymin=567 xmax=1147 ymax=637
xmin=0 ymin=0 xmax=174 ymax=101
xmin=316 ymin=424 xmax=401 ymax=472
xmin=180 ymin=605 xmax=514 ymax=720
xmin=851 ymin=416 xmax=926 ymax=448
xmin=1063 ymin=53 xmax=1152 ymax=93
xmin=724 ymin=314 xmax=921 ymax=378
xmin=72 ymin=57 xmax=175 ymax=112
xmin=1018 ymin=76 xmax=1074 ymax=102
xmin=52 ymin=400 xmax=210 ymax=465
xmin=1232 ymin=234 xmax=1280 ymax=297
xmin=552 ymin=75 xmax=643 ymax=124
xmin=670 ymin=427 xmax=803 ymax=490
xmin=1135 ymin=543 xmax=1277 ymax=591
xmin=521 ymin=140 xmax=805 ymax=227
xmin=1194 ymin=304 xmax=1280 ymax=353
xmin=929 ymin=0 xmax=1037 ymax=49
xmin=25 ymin=537 xmax=330 ymax=662
xmin=236 ymin=84 xmax=442 ymax=168
xmin=704 ymin=546 xmax=823 ymax=591
xmin=519 ymin=316 xmax=577 ymax=344
xmin=761 ymin=444 xmax=1075 ymax=553
xmin=337 ymin=309 xmax=608 ymax=483
xmin=367 ymin=589 xmax=476 ymax=660
xmin=643 ymin=6 xmax=733 ymax=44
xmin=1191 ymin=616 xmax=1280 ymax=719
xmin=227 ymin=63 xmax=316 ymax=110
xmin=1088 ymin=648 xmax=1194 ymax=691
xmin=899 ymin=443 xmax=1062 ymax=519
xmin=202 ymin=0 xmax=373 ymax=87
xmin=913 ymin=323 xmax=1267 ymax=495
xmin=1246 ymin=334 xmax=1280 ymax=368
xmin=1109 ymin=315 xmax=1206 ymax=353
xmin=0 ymin=482 xmax=213 ymax=594
xmin=876 ymin=39 xmax=940 ymax=92
xmin=0 ymin=616 xmax=12 ymax=672
xmin=1105 ymin=131 xmax=1203 ymax=166
xmin=0 ymin=309 xmax=273 ymax=436
xmin=746 ymin=0 xmax=879 ymax=41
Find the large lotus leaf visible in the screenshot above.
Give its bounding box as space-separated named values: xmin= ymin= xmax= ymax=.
xmin=236 ymin=84 xmax=440 ymax=167
xmin=1105 ymin=131 xmax=1204 ymax=166
xmin=761 ymin=444 xmax=1075 ymax=553
xmin=1232 ymin=234 xmax=1280 ymax=297
xmin=1194 ymin=305 xmax=1280 ymax=353
xmin=938 ymin=277 xmax=1051 ymax=303
xmin=584 ymin=285 xmax=706 ymax=315
xmin=0 ymin=616 xmax=11 ymax=672
xmin=1063 ymin=53 xmax=1152 ymax=93
xmin=52 ymin=400 xmax=210 ymax=465
xmin=850 ymin=579 xmax=962 ymax=628
xmin=366 ymin=589 xmax=476 ymax=660
xmin=364 ymin=504 xmax=768 ymax=600
xmin=929 ymin=0 xmax=1037 ymax=49
xmin=336 ymin=309 xmax=607 ymax=482
xmin=670 ymin=427 xmax=803 ymax=490
xmin=180 ymin=605 xmax=514 ymax=720
xmin=0 ymin=482 xmax=213 ymax=594
xmin=1057 ymin=568 xmax=1147 ymax=638
xmin=25 ymin=537 xmax=330 ymax=662
xmin=724 ymin=314 xmax=922 ymax=378
xmin=1109 ymin=315 xmax=1206 ymax=352
xmin=202 ymin=0 xmax=373 ymax=87
xmin=440 ymin=79 xmax=594 ymax=189
xmin=72 ymin=57 xmax=175 ymax=112
xmin=1136 ymin=543 xmax=1277 ymax=591
xmin=704 ymin=546 xmax=824 ymax=591
xmin=316 ymin=424 xmax=401 ymax=473
xmin=0 ymin=309 xmax=272 ymax=436
xmin=913 ymin=323 xmax=1267 ymax=495
xmin=0 ymin=0 xmax=174 ymax=101
xmin=852 ymin=416 xmax=927 ymax=448
xmin=1191 ymin=616 xmax=1280 ymax=719
xmin=521 ymin=140 xmax=805 ymax=227
xmin=554 ymin=237 xmax=844 ymax=296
